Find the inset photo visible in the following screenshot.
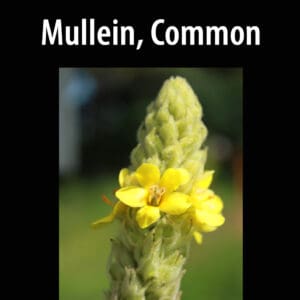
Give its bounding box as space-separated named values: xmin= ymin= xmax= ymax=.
xmin=59 ymin=68 xmax=242 ymax=300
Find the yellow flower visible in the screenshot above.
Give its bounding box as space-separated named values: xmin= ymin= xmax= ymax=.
xmin=190 ymin=171 xmax=225 ymax=244
xmin=116 ymin=163 xmax=191 ymax=229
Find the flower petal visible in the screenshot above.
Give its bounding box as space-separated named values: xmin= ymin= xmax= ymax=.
xmin=159 ymin=168 xmax=190 ymax=192
xmin=91 ymin=201 xmax=124 ymax=229
xmin=195 ymin=210 xmax=225 ymax=227
xmin=136 ymin=205 xmax=160 ymax=228
xmin=91 ymin=214 xmax=114 ymax=228
xmin=118 ymin=168 xmax=139 ymax=187
xmin=135 ymin=163 xmax=161 ymax=188
xmin=196 ymin=195 xmax=223 ymax=213
xmin=193 ymin=231 xmax=203 ymax=244
xmin=159 ymin=192 xmax=191 ymax=215
xmin=200 ymin=224 xmax=217 ymax=232
xmin=191 ymin=189 xmax=215 ymax=205
xmin=115 ymin=186 xmax=147 ymax=207
xmin=119 ymin=168 xmax=129 ymax=187
xmin=112 ymin=200 xmax=127 ymax=216
xmin=194 ymin=171 xmax=215 ymax=190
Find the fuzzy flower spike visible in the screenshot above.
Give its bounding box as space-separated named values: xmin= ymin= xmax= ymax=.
xmin=92 ymin=76 xmax=225 ymax=300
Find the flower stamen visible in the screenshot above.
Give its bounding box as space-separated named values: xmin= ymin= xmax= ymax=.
xmin=148 ymin=185 xmax=166 ymax=206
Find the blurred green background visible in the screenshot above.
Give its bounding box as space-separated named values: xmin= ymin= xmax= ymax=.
xmin=59 ymin=68 xmax=243 ymax=300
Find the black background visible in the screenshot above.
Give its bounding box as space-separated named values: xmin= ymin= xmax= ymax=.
xmin=8 ymin=12 xmax=282 ymax=300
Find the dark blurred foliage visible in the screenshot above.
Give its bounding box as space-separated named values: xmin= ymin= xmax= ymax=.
xmin=71 ymin=68 xmax=242 ymax=177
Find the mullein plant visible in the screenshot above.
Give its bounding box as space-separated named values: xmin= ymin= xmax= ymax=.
xmin=92 ymin=76 xmax=225 ymax=300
